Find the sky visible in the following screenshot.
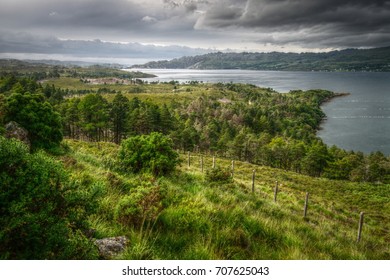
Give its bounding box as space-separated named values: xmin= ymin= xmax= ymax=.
xmin=1 ymin=0 xmax=390 ymax=64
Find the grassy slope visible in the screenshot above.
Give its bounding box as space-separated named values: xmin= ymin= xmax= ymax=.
xmin=61 ymin=140 xmax=389 ymax=260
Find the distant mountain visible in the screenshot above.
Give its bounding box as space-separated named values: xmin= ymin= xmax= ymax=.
xmin=132 ymin=46 xmax=390 ymax=72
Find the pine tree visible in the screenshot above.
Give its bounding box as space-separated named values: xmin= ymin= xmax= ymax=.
xmin=78 ymin=94 xmax=109 ymax=141
xmin=110 ymin=93 xmax=130 ymax=144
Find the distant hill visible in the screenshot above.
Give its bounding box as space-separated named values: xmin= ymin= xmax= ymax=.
xmin=132 ymin=46 xmax=390 ymax=72
xmin=0 ymin=58 xmax=125 ymax=68
xmin=0 ymin=59 xmax=156 ymax=79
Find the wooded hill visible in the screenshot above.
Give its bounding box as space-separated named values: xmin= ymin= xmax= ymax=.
xmin=0 ymin=59 xmax=155 ymax=80
xmin=132 ymin=46 xmax=390 ymax=72
xmin=0 ymin=66 xmax=389 ymax=260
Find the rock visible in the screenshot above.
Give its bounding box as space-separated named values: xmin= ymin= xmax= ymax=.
xmin=94 ymin=236 xmax=128 ymax=259
xmin=5 ymin=121 xmax=30 ymax=148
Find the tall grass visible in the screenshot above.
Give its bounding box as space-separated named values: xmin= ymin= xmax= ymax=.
xmin=62 ymin=140 xmax=389 ymax=259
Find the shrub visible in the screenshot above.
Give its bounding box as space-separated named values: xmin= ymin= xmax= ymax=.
xmin=0 ymin=137 xmax=97 ymax=259
xmin=4 ymin=92 xmax=63 ymax=150
xmin=114 ymin=182 xmax=164 ymax=228
xmin=205 ymin=167 xmax=233 ymax=184
xmin=118 ymin=132 xmax=179 ymax=176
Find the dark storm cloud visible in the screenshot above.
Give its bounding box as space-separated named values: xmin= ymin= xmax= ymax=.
xmin=1 ymin=0 xmax=390 ymax=54
xmin=0 ymin=0 xmax=205 ymax=36
xmin=242 ymin=0 xmax=390 ymax=30
xmin=196 ymin=0 xmax=390 ymax=48
xmin=198 ymin=0 xmax=390 ymax=29
xmin=0 ymin=0 xmax=213 ymax=56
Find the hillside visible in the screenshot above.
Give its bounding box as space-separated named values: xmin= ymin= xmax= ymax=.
xmin=1 ymin=66 xmax=389 ymax=260
xmin=61 ymin=139 xmax=389 ymax=259
xmin=132 ymin=46 xmax=390 ymax=72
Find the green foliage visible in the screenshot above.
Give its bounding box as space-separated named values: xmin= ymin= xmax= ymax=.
xmin=78 ymin=93 xmax=109 ymax=141
xmin=127 ymin=99 xmax=162 ymax=135
xmin=0 ymin=75 xmax=42 ymax=95
xmin=2 ymin=69 xmax=388 ymax=185
xmin=110 ymin=93 xmax=130 ymax=144
xmin=64 ymin=139 xmax=390 ymax=260
xmin=118 ymin=132 xmax=179 ymax=176
xmin=301 ymin=141 xmax=330 ymax=177
xmin=324 ymin=152 xmax=364 ymax=180
xmin=54 ymin=82 xmax=389 ymax=183
xmin=205 ymin=167 xmax=233 ymax=184
xmin=57 ymin=98 xmax=80 ymax=139
xmin=4 ymin=92 xmax=63 ymax=150
xmin=114 ymin=182 xmax=164 ymax=228
xmin=0 ymin=137 xmax=97 ymax=259
xmin=7 ymin=65 xmax=390 ymax=259
xmin=0 ymin=94 xmax=5 ymax=135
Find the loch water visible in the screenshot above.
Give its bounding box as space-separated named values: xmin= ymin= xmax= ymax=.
xmin=127 ymin=69 xmax=390 ymax=155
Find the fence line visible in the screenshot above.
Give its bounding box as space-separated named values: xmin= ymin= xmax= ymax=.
xmin=179 ymin=151 xmax=390 ymax=244
xmin=304 ymin=192 xmax=309 ymax=218
xmin=357 ymin=212 xmax=364 ymax=243
xmin=274 ymin=181 xmax=279 ymax=202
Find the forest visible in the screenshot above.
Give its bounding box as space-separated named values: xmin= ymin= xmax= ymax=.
xmin=1 ymin=72 xmax=388 ymax=182
xmin=0 ymin=63 xmax=389 ymax=259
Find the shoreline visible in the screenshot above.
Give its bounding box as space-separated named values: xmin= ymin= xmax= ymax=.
xmin=317 ymin=92 xmax=350 ymax=132
xmin=321 ymin=92 xmax=350 ymax=105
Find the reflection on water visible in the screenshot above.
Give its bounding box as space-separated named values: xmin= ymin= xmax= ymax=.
xmin=126 ymin=69 xmax=390 ymax=155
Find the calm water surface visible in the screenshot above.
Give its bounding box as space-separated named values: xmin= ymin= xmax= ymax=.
xmin=128 ymin=69 xmax=390 ymax=155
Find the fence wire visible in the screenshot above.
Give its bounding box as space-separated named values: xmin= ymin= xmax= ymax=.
xmin=181 ymin=152 xmax=390 ymax=242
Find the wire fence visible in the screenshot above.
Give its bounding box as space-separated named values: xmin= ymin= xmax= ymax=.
xmin=180 ymin=151 xmax=390 ymax=244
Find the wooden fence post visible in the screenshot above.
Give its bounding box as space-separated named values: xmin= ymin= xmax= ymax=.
xmin=303 ymin=192 xmax=309 ymax=218
xmin=274 ymin=181 xmax=279 ymax=202
xmin=188 ymin=151 xmax=191 ymax=167
xmin=212 ymin=156 xmax=215 ymax=169
xmin=357 ymin=212 xmax=364 ymax=243
xmin=252 ymin=169 xmax=256 ymax=193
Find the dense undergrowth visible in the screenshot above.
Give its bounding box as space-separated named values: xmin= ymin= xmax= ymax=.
xmin=63 ymin=139 xmax=389 ymax=259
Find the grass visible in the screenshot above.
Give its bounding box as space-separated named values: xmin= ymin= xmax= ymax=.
xmin=61 ymin=139 xmax=390 ymax=259
xmin=42 ymin=77 xmax=241 ymax=105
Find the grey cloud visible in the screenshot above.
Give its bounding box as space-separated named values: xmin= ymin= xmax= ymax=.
xmin=0 ymin=0 xmax=196 ymax=33
xmin=196 ymin=0 xmax=390 ymax=29
xmin=240 ymin=0 xmax=390 ymax=29
xmin=0 ymin=0 xmax=212 ymax=51
xmin=1 ymin=0 xmax=390 ymax=54
xmin=163 ymin=0 xmax=209 ymax=11
xmin=196 ymin=0 xmax=390 ymax=48
xmin=163 ymin=0 xmax=180 ymax=8
xmin=7 ymin=0 xmax=146 ymax=29
xmin=0 ymin=32 xmax=210 ymax=60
